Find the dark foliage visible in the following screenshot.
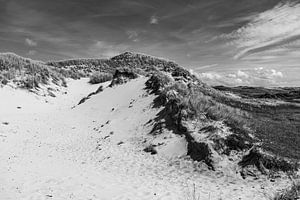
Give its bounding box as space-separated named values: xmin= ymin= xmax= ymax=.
xmin=109 ymin=67 xmax=138 ymax=87
xmin=239 ymin=147 xmax=298 ymax=173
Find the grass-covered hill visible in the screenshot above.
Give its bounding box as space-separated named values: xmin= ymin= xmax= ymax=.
xmin=46 ymin=58 xmax=111 ymax=79
xmin=0 ymin=53 xmax=66 ymax=89
xmin=46 ymin=52 xmax=193 ymax=80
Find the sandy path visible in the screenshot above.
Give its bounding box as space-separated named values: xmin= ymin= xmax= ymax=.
xmin=0 ymin=78 xmax=287 ymax=200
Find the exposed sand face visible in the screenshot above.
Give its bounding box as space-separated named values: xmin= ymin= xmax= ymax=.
xmin=0 ymin=77 xmax=289 ymax=200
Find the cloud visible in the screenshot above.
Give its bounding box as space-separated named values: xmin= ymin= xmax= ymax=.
xmin=223 ymin=1 xmax=300 ymax=59
xmin=254 ymin=67 xmax=283 ymax=79
xmin=195 ymin=64 xmax=218 ymax=70
xmin=194 ymin=67 xmax=284 ymax=87
xmin=25 ymin=38 xmax=37 ymax=47
xmin=200 ymin=72 xmax=222 ymax=80
xmin=126 ymin=30 xmax=139 ymax=42
xmin=150 ymin=15 xmax=158 ymax=24
xmin=237 ymin=70 xmax=249 ymax=79
xmin=0 ymin=0 xmax=298 ymax=87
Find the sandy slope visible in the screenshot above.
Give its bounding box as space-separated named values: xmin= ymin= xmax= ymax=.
xmin=0 ymin=77 xmax=288 ymax=200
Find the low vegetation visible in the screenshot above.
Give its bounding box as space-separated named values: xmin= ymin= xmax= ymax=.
xmin=89 ymin=72 xmax=113 ymax=84
xmin=47 ymin=58 xmax=114 ymax=78
xmin=186 ymin=184 xmax=201 ymax=200
xmin=274 ymin=179 xmax=300 ymax=200
xmin=0 ymin=53 xmax=66 ymax=89
xmin=146 ymin=71 xmax=298 ymax=173
xmin=109 ymin=67 xmax=139 ymax=87
xmin=214 ymin=85 xmax=300 ymax=103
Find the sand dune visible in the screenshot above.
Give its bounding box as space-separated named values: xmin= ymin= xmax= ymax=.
xmin=0 ymin=78 xmax=290 ymax=200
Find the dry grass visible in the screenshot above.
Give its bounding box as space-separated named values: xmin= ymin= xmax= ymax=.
xmin=186 ymin=184 xmax=201 ymax=200
xmin=0 ymin=53 xmax=66 ymax=89
xmin=145 ymin=71 xmax=174 ymax=94
xmin=273 ymin=178 xmax=300 ymax=200
xmin=89 ymin=72 xmax=113 ymax=84
xmin=247 ymin=110 xmax=300 ymax=160
xmin=162 ymin=81 xmax=251 ymax=138
xmin=47 ymin=58 xmax=113 ymax=79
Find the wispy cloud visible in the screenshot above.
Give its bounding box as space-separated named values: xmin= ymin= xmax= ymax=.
xmin=150 ymin=15 xmax=158 ymax=24
xmin=195 ymin=64 xmax=218 ymax=70
xmin=25 ymin=38 xmax=37 ymax=47
xmin=126 ymin=30 xmax=139 ymax=42
xmin=224 ymin=1 xmax=300 ymax=59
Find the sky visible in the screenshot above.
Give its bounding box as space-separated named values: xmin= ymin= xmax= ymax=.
xmin=0 ymin=0 xmax=300 ymax=86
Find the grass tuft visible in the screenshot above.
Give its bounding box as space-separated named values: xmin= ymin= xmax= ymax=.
xmin=89 ymin=72 xmax=113 ymax=84
xmin=274 ymin=179 xmax=300 ymax=200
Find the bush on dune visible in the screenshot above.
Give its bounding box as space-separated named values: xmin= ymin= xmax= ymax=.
xmin=89 ymin=72 xmax=113 ymax=84
xmin=109 ymin=67 xmax=139 ymax=87
xmin=145 ymin=71 xmax=173 ymax=94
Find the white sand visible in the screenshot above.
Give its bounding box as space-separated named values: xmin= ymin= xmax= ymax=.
xmin=0 ymin=77 xmax=289 ymax=200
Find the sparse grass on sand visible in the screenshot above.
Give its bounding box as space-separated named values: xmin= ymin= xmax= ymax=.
xmin=0 ymin=53 xmax=66 ymax=89
xmin=186 ymin=184 xmax=201 ymax=200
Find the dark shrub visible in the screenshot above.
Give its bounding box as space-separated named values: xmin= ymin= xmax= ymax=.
xmin=143 ymin=145 xmax=157 ymax=155
xmin=1 ymin=78 xmax=8 ymax=85
xmin=22 ymin=76 xmax=39 ymax=89
xmin=109 ymin=68 xmax=139 ymax=87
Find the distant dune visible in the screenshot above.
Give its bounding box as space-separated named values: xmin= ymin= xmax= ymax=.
xmin=214 ymin=85 xmax=300 ymax=104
